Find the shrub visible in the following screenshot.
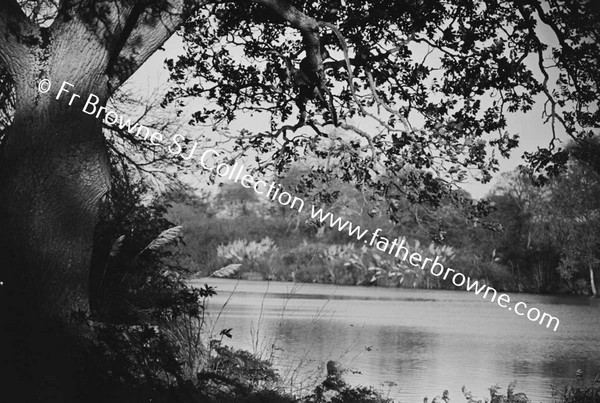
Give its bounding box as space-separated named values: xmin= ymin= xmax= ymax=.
xmin=89 ymin=172 xmax=299 ymax=402
xmin=197 ymin=341 xmax=280 ymax=396
xmin=216 ymin=237 xmax=278 ymax=278
xmin=552 ymin=371 xmax=600 ymax=403
xmin=321 ymin=243 xmax=357 ymax=284
xmin=461 ymin=382 xmax=529 ymax=403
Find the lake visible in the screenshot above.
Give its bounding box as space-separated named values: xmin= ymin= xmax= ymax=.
xmin=189 ymin=278 xmax=600 ymax=403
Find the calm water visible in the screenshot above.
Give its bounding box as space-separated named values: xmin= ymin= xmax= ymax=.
xmin=189 ymin=279 xmax=600 ymax=403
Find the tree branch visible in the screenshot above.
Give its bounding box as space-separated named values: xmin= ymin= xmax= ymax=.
xmin=250 ymin=0 xmax=318 ymax=32
xmin=48 ymin=0 xmax=206 ymax=92
xmin=0 ymin=0 xmax=39 ymax=76
xmin=106 ymin=0 xmax=194 ymax=90
xmin=250 ymin=0 xmax=323 ymax=72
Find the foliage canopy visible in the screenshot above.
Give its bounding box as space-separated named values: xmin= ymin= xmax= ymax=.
xmin=164 ymin=0 xmax=599 ymax=220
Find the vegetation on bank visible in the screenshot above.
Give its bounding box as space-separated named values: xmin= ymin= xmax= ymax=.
xmin=83 ymin=160 xmax=600 ymax=403
xmin=86 ymin=133 xmax=600 ymax=403
xmin=164 ymin=145 xmax=600 ymax=296
xmin=87 ymin=166 xmax=401 ymax=402
xmin=87 ymin=182 xmax=587 ymax=402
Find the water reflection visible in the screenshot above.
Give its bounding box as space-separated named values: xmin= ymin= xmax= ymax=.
xmin=192 ymin=279 xmax=600 ymax=403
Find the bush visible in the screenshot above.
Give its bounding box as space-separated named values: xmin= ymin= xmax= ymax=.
xmin=196 ymin=341 xmax=282 ymax=400
xmin=461 ymin=382 xmax=529 ymax=403
xmin=552 ymin=371 xmax=600 ymax=403
xmin=216 ymin=237 xmax=278 ymax=278
xmin=452 ymin=252 xmax=516 ymax=292
xmin=277 ymin=241 xmax=326 ymax=282
xmin=88 ymin=170 xmax=296 ymax=402
xmin=184 ymin=215 xmax=294 ymax=274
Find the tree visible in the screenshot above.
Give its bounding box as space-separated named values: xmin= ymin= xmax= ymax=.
xmin=488 ymin=152 xmax=600 ymax=296
xmin=487 ymin=170 xmax=559 ymax=291
xmin=166 ymin=0 xmax=599 ymax=210
xmin=543 ymin=147 xmax=600 ymax=296
xmin=0 ymin=1 xmax=197 ymax=400
xmin=0 ymin=0 xmax=598 ymax=400
xmin=216 ymin=181 xmax=260 ymax=216
xmin=0 ymin=1 xmax=202 ymax=400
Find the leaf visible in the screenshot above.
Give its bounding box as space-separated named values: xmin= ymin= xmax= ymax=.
xmin=211 ymin=263 xmax=241 ymax=278
xmin=109 ymin=235 xmax=125 ymax=257
xmin=220 ymin=328 xmax=233 ymax=338
xmin=146 ymin=226 xmax=183 ymax=251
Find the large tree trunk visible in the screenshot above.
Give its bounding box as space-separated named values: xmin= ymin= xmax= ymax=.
xmin=0 ymin=0 xmax=193 ymax=399
xmin=0 ymin=111 xmax=110 ymax=402
xmin=0 ymin=19 xmax=111 ymax=401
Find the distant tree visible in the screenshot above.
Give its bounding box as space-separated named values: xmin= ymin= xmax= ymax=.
xmin=216 ymin=181 xmax=260 ymax=216
xmin=567 ymin=135 xmax=600 ymax=176
xmin=488 ymin=171 xmax=559 ymax=291
xmin=543 ymin=155 xmax=600 ymax=296
xmin=490 ymin=144 xmax=600 ymax=296
xmin=271 ymin=163 xmax=321 ymax=227
xmin=491 ymin=172 xmax=547 ymax=250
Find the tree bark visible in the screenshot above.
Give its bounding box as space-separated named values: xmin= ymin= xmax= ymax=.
xmin=0 ymin=107 xmax=110 ymax=402
xmin=590 ymin=263 xmax=598 ymax=297
xmin=0 ymin=11 xmax=111 ymax=401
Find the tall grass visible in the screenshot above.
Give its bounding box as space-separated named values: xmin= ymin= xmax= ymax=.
xmin=195 ymin=280 xmax=370 ymax=399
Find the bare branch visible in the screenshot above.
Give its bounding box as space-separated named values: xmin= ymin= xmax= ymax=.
xmin=365 ymin=70 xmax=412 ymax=133
xmin=516 ymin=2 xmax=573 ymax=149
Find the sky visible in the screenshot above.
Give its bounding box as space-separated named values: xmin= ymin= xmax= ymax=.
xmin=126 ymin=23 xmax=568 ymax=200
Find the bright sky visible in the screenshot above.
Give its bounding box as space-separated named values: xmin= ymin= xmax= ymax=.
xmin=126 ymin=24 xmax=569 ymax=200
